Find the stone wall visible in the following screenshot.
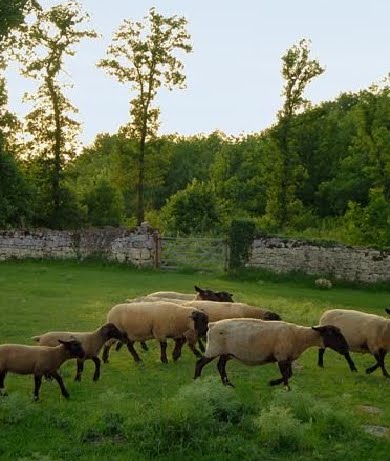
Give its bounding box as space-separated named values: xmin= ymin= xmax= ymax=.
xmin=0 ymin=223 xmax=158 ymax=267
xmin=247 ymin=237 xmax=390 ymax=283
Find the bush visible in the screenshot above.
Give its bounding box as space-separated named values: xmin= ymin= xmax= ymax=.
xmin=160 ymin=179 xmax=222 ymax=235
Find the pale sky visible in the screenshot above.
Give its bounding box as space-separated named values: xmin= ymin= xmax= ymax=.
xmin=6 ymin=0 xmax=390 ymax=146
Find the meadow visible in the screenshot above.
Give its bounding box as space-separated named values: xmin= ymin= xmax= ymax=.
xmin=0 ymin=259 xmax=390 ymax=461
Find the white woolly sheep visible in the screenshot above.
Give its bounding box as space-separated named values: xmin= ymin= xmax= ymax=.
xmin=318 ymin=309 xmax=390 ymax=377
xmin=32 ymin=323 xmax=125 ymax=382
xmin=102 ymin=302 xmax=209 ymax=364
xmin=0 ymin=339 xmax=85 ymax=400
xmin=194 ymin=318 xmax=355 ymax=389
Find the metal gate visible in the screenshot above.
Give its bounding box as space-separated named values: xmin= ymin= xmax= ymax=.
xmin=157 ymin=236 xmax=229 ymax=272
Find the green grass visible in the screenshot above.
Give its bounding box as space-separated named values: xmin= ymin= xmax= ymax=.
xmin=1 ymin=259 xmax=390 ymax=460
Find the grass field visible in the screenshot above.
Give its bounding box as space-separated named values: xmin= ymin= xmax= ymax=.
xmin=1 ymin=259 xmax=390 ymax=460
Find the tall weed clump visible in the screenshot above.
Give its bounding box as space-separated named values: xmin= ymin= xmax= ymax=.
xmin=128 ymin=378 xmax=255 ymax=458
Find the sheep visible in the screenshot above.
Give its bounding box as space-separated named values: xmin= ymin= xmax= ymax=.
xmin=32 ymin=323 xmax=125 ymax=382
xmin=194 ymin=318 xmax=355 ymax=389
xmin=102 ymin=302 xmax=209 ymax=364
xmin=318 ymin=309 xmax=390 ymax=377
xmin=122 ymin=287 xmax=233 ymax=352
xmin=147 ymin=285 xmax=234 ymax=302
xmin=184 ymin=300 xmax=281 ymax=322
xmin=0 ymin=339 xmax=85 ymax=400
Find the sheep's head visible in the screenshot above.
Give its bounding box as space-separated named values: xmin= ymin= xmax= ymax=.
xmin=264 ymin=311 xmax=281 ymax=321
xmin=100 ymin=323 xmax=126 ymax=341
xmin=58 ymin=339 xmax=85 ymax=358
xmin=194 ymin=285 xmax=234 ymax=302
xmin=191 ymin=310 xmax=209 ymax=336
xmin=312 ymin=325 xmax=349 ymax=354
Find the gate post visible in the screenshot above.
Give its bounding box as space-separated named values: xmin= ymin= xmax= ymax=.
xmin=153 ymin=230 xmax=161 ymax=269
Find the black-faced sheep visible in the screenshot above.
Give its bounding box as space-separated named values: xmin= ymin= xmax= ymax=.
xmin=102 ymin=302 xmax=209 ymax=364
xmin=32 ymin=323 xmax=125 ymax=382
xmin=0 ymin=339 xmax=85 ymax=400
xmin=147 ymin=285 xmax=234 ymax=302
xmin=194 ymin=318 xmax=354 ymax=389
xmin=318 ymin=309 xmax=390 ymax=377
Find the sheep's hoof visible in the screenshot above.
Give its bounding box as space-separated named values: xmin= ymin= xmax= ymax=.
xmin=351 ymin=367 xmax=358 ymax=373
xmin=33 ymin=395 xmax=39 ymax=402
xmin=0 ymin=391 xmax=8 ymax=397
xmin=74 ymin=376 xmax=81 ymax=382
xmin=223 ymin=380 xmax=235 ymax=388
xmin=284 ymin=385 xmax=291 ymax=392
xmin=93 ymin=375 xmax=100 ymax=382
xmin=63 ymin=393 xmax=70 ymax=399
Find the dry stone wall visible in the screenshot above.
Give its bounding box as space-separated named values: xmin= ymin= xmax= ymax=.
xmin=247 ymin=237 xmax=390 ymax=283
xmin=0 ymin=224 xmax=158 ymax=267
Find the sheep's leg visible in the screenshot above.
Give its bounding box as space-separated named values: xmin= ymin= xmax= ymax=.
xmin=126 ymin=339 xmax=142 ymax=363
xmin=187 ymin=342 xmax=203 ymax=358
xmin=115 ymin=341 xmax=124 ymax=352
xmin=198 ymin=338 xmax=205 ymax=353
xmin=140 ymin=341 xmax=149 ymax=351
xmin=343 ymin=352 xmax=357 ymax=372
xmin=92 ymin=356 xmax=101 ymax=381
xmin=51 ymin=371 xmax=70 ymax=399
xmin=75 ymin=359 xmax=84 ymax=382
xmin=102 ymin=344 xmax=112 ymax=364
xmin=159 ymin=341 xmax=168 ymax=364
xmin=269 ymin=360 xmax=292 ymax=390
xmin=366 ymin=349 xmax=389 ymax=378
xmin=33 ymin=375 xmax=42 ymax=401
xmin=217 ymin=355 xmax=234 ymax=387
xmin=0 ymin=371 xmax=7 ymax=396
xmin=194 ymin=356 xmax=215 ymax=380
xmin=172 ymin=338 xmax=186 ymax=361
xmin=318 ymin=347 xmax=325 ymax=367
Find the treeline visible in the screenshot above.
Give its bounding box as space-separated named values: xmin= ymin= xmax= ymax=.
xmin=1 ymin=1 xmax=389 ymax=248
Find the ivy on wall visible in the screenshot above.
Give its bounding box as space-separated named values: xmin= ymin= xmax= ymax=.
xmin=229 ymin=219 xmax=256 ymax=269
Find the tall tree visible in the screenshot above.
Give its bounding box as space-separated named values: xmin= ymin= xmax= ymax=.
xmin=265 ymin=38 xmax=324 ymax=227
xmin=16 ymin=0 xmax=96 ymax=225
xmin=98 ymin=7 xmax=192 ymax=224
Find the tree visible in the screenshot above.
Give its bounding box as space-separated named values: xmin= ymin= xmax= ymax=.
xmin=265 ymin=38 xmax=324 ymax=227
xmin=98 ymin=7 xmax=192 ymax=224
xmin=0 ymin=0 xmax=41 ymax=40
xmin=14 ymin=1 xmax=97 ymax=227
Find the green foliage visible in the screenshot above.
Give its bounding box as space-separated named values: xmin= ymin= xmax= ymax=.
xmin=229 ymin=219 xmax=256 ymax=269
xmin=0 ymin=151 xmax=32 ymax=227
xmin=344 ymin=188 xmax=390 ymax=247
xmin=83 ymin=179 xmax=124 ymax=227
xmin=161 ymin=179 xmax=221 ymax=235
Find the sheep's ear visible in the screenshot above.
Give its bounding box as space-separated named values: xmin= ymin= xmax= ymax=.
xmin=190 ymin=311 xmax=199 ymax=320
xmin=194 ymin=285 xmax=202 ymax=293
xmin=58 ymin=339 xmax=66 ymax=345
xmin=385 ymin=308 xmax=390 ymax=315
xmin=311 ymin=326 xmax=323 ymax=332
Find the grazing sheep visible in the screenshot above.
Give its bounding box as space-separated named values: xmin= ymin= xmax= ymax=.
xmin=0 ymin=339 xmax=85 ymax=400
xmin=32 ymin=323 xmax=125 ymax=382
xmin=318 ymin=309 xmax=390 ymax=377
xmin=102 ymin=302 xmax=209 ymax=364
xmin=194 ymin=319 xmax=355 ymax=389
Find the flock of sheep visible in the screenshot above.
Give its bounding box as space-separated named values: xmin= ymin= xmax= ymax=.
xmin=1 ymin=284 xmax=389 ymax=400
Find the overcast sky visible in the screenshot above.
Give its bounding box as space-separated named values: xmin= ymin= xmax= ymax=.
xmin=6 ymin=0 xmax=390 ymax=145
